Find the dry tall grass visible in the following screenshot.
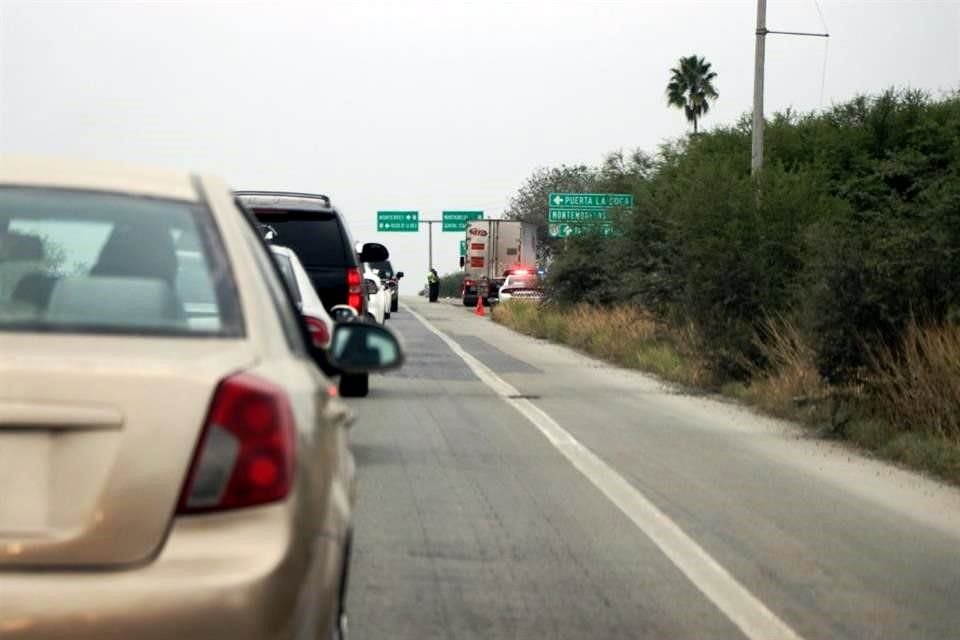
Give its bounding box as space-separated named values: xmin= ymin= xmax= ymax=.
xmin=492 ymin=302 xmax=708 ymax=386
xmin=737 ymin=316 xmax=826 ymax=421
xmin=869 ymin=322 xmax=960 ymax=443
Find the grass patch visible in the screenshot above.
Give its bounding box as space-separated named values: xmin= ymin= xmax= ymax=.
xmin=493 ymin=301 xmax=708 ymax=387
xmin=879 ymin=433 xmax=960 ymax=483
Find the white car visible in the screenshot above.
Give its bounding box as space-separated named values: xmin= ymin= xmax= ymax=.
xmin=363 ymin=263 xmax=389 ymax=324
xmin=498 ymin=273 xmax=545 ymax=302
xmin=270 ymin=245 xmax=333 ymax=350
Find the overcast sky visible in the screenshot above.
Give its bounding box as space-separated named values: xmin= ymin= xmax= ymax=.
xmin=1 ymin=0 xmax=958 ymax=277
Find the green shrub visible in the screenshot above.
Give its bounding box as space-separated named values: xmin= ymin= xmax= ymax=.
xmin=522 ymin=90 xmax=960 ymax=387
xmin=437 ymin=271 xmax=465 ymax=298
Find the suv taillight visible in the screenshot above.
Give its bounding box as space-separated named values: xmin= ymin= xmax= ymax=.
xmin=178 ymin=373 xmax=296 ymax=514
xmin=347 ymin=267 xmax=363 ymax=313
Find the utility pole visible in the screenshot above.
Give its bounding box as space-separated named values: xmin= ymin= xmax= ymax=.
xmin=751 ymin=0 xmax=767 ymax=175
xmin=751 ymin=0 xmax=829 ymax=176
xmin=427 ymin=221 xmax=434 ymax=272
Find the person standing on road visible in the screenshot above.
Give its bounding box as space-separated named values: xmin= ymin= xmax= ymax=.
xmin=427 ymin=268 xmax=439 ymax=302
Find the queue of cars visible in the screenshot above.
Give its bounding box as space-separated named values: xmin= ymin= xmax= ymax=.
xmin=0 ymin=158 xmax=404 ymax=640
xmin=237 ymin=191 xmax=393 ymax=397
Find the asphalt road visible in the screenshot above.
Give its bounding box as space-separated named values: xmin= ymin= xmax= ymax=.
xmin=346 ymin=296 xmax=960 ymax=640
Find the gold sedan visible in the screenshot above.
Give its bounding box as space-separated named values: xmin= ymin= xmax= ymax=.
xmin=0 ymin=158 xmax=403 ymax=639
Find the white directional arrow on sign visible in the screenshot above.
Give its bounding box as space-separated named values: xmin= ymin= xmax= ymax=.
xmin=553 ymin=195 xmax=563 ymax=205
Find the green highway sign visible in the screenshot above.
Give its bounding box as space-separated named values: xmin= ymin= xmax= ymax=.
xmin=549 ymin=222 xmax=616 ymax=238
xmin=442 ymin=210 xmax=483 ymax=232
xmin=548 ymin=193 xmax=633 ymax=208
xmin=459 ymin=240 xmax=467 ymax=256
xmin=548 ymin=208 xmax=611 ymax=223
xmin=377 ymin=210 xmax=419 ymax=232
xmin=547 ymin=192 xmax=632 ymax=237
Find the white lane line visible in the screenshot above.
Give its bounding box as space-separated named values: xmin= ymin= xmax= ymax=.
xmin=405 ymin=304 xmax=805 ymax=640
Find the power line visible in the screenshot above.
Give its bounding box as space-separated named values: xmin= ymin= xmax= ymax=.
xmin=813 ymin=0 xmax=829 ymax=33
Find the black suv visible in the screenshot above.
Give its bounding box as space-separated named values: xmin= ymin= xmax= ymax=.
xmin=237 ymin=191 xmax=388 ymax=397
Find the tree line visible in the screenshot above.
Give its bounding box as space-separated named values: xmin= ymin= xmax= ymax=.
xmin=504 ymin=89 xmax=960 ymax=388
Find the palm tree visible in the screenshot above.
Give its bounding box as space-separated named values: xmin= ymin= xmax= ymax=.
xmin=666 ymin=55 xmax=719 ymax=134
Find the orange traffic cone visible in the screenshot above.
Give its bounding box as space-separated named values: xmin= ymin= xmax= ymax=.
xmin=475 ymin=295 xmax=486 ymax=317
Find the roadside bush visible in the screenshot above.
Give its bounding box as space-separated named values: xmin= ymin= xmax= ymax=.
xmin=868 ymin=321 xmax=960 ymax=443
xmin=736 ymin=315 xmax=825 ymax=421
xmin=437 ymin=271 xmax=464 ymax=298
xmin=529 ymin=90 xmax=960 ymax=385
xmin=545 ymin=234 xmax=622 ymax=306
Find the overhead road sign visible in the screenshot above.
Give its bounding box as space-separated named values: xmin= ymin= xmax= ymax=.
xmin=377 ymin=211 xmax=419 ymax=232
xmin=441 ymin=210 xmax=483 ymax=232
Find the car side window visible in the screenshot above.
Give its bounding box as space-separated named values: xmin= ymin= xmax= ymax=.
xmin=234 ymin=202 xmax=308 ymax=357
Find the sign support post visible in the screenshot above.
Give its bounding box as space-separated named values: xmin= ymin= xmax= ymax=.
xmin=428 ymin=221 xmax=433 ymax=272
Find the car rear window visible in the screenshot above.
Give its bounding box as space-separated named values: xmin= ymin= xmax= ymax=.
xmin=506 ymin=277 xmax=542 ymax=289
xmin=252 ymin=210 xmax=347 ymax=268
xmin=370 ymin=260 xmax=393 ymax=278
xmin=0 ymin=187 xmax=242 ymax=336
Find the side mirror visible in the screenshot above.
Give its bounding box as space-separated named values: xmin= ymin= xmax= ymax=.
xmin=359 ymin=242 xmax=388 ymax=263
xmin=330 ymin=304 xmax=358 ymax=323
xmin=328 ymin=322 xmax=405 ymax=373
xmin=396 ymin=271 xmax=404 ymax=279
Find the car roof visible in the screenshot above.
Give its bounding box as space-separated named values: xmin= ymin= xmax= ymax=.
xmin=236 ymin=191 xmax=334 ymax=213
xmin=0 ymin=156 xmax=199 ymax=201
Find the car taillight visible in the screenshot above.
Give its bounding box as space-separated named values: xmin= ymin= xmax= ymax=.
xmin=177 ymin=373 xmax=296 ymax=514
xmin=347 ymin=267 xmax=363 ymax=313
xmin=304 ymin=315 xmax=330 ymax=349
